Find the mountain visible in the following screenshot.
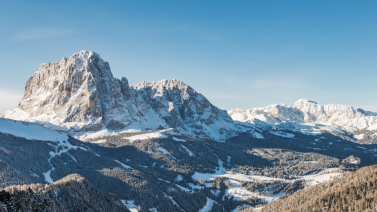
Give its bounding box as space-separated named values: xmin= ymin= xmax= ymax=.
xmin=1 ymin=51 xmax=235 ymax=140
xmin=2 ymin=50 xmax=377 ymax=141
xmin=1 ymin=50 xmax=377 ymax=212
xmin=229 ymin=99 xmax=377 ymax=134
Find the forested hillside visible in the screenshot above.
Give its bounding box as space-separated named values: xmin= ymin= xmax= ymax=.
xmin=242 ymin=165 xmax=377 ymax=212
xmin=0 ymin=174 xmax=128 ymax=212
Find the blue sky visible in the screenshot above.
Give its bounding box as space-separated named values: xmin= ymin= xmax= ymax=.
xmin=0 ymin=1 xmax=376 ymax=112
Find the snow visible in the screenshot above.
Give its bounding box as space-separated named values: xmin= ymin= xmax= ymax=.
xmin=72 ymin=128 xmax=141 ymax=141
xmin=114 ymin=160 xmax=133 ymax=169
xmin=172 ymin=137 xmax=186 ymax=142
xmin=298 ymin=167 xmax=341 ymax=187
xmin=43 ymin=169 xmax=54 ymax=184
xmin=30 ymin=172 xmax=39 ymax=178
xmin=158 ymin=178 xmax=170 ymax=183
xmin=253 ymin=207 xmax=264 ymax=212
xmin=354 ymin=134 xmax=364 ymax=140
xmin=198 ymin=198 xmax=215 ymax=212
xmin=91 ymin=139 xmax=106 ymax=144
xmin=229 ymin=99 xmax=377 ymax=138
xmin=192 ymin=155 xmax=227 ymax=182
xmin=253 ymin=132 xmax=265 ymax=139
xmin=125 ymin=131 xmax=168 ymax=142
xmin=175 ymin=174 xmax=183 ymax=182
xmin=42 ymin=139 xmax=85 ymax=184
xmin=350 ymin=160 xmax=360 ymax=164
xmin=163 ymin=192 xmax=181 ymax=208
xmin=175 ymin=184 xmax=191 ymax=192
xmin=157 ymin=147 xmax=169 ymax=154
xmin=0 ymin=118 xmax=68 ymax=142
xmin=121 ymin=200 xmax=138 ymax=212
xmin=300 ymin=131 xmax=322 ymax=136
xmin=188 ymin=183 xmax=203 ymax=190
xmin=232 ymin=204 xmax=251 ymax=212
xmin=67 ymin=153 xmax=77 ymax=162
xmin=269 ymin=131 xmax=295 ymax=138
xmin=72 ymin=127 xmax=175 ymax=143
xmin=4 ymin=53 xmax=377 ymax=144
xmin=157 ymin=146 xmax=176 ymax=159
xmin=304 ymin=161 xmax=318 ymax=164
xmin=181 ymin=144 xmax=194 ymax=156
xmin=192 ymin=154 xmax=342 ymax=202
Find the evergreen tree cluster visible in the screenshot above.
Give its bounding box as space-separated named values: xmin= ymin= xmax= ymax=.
xmin=242 ymin=165 xmax=377 ymax=212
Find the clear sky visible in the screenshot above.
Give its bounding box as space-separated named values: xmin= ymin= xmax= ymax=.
xmin=0 ymin=0 xmax=376 ymax=112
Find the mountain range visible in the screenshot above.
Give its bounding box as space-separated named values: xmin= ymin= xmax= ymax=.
xmin=0 ymin=51 xmax=376 ymax=212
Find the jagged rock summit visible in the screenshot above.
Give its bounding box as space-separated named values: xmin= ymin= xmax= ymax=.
xmin=3 ymin=50 xmax=375 ymax=140
xmin=229 ymin=99 xmax=377 ymax=132
xmin=1 ymin=50 xmax=235 ymax=140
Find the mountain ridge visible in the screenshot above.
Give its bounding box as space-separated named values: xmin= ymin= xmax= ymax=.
xmin=1 ymin=50 xmax=377 ymax=142
xmin=229 ymin=99 xmax=377 ymax=134
xmin=1 ymin=50 xmax=235 ymax=140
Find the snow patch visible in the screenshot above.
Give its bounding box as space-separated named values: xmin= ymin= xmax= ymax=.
xmin=125 ymin=131 xmax=169 ymax=142
xmin=181 ymin=144 xmax=194 ymax=156
xmin=175 ymin=174 xmax=183 ymax=182
xmin=199 ymin=198 xmax=215 ymax=212
xmin=172 ymin=137 xmax=186 ymax=142
xmin=0 ymin=118 xmax=68 ymax=142
xmin=114 ymin=160 xmax=133 ymax=169
xmin=121 ymin=200 xmax=138 ymax=212
xmin=354 ymin=134 xmax=364 ymax=140
xmin=269 ymin=131 xmax=295 ymax=138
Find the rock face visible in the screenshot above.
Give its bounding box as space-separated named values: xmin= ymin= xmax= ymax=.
xmin=229 ymin=99 xmax=377 ymax=132
xmin=14 ymin=51 xmax=141 ymax=131
xmin=134 ymin=80 xmax=234 ymax=137
xmin=2 ymin=51 xmax=234 ymax=139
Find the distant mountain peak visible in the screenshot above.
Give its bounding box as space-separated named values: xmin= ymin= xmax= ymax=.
xmin=229 ymin=99 xmax=377 ymax=133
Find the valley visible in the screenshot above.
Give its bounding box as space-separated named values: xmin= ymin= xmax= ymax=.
xmin=0 ymin=51 xmax=377 ymax=211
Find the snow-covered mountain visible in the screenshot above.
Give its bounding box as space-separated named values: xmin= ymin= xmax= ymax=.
xmin=1 ymin=50 xmax=377 ymax=212
xmin=229 ymin=99 xmax=377 ymax=133
xmin=0 ymin=51 xmax=235 ymax=140
xmin=2 ymin=50 xmax=376 ymax=141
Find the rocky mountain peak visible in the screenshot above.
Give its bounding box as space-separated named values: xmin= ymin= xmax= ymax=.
xmin=2 ymin=51 xmax=235 ymax=140
xmin=16 ymin=50 xmax=133 ymax=131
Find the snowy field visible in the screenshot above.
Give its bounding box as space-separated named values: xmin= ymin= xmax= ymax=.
xmin=191 ymin=156 xmax=342 ymax=210
xmin=0 ymin=118 xmax=68 ymax=142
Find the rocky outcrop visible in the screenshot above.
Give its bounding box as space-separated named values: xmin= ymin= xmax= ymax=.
xmin=1 ymin=51 xmax=234 ymax=140
xmin=134 ymin=80 xmax=234 ymax=137
xmin=13 ymin=51 xmax=134 ymax=131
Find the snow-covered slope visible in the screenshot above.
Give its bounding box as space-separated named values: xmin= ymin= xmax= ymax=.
xmin=229 ymin=99 xmax=377 ymax=133
xmin=1 ymin=51 xmax=235 ymax=140
xmin=134 ymin=79 xmax=236 ymax=140
xmin=0 ymin=118 xmax=68 ymax=142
